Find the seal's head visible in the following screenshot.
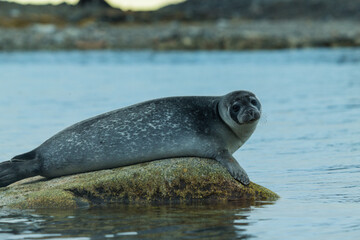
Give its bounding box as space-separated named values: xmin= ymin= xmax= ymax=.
xmin=219 ymin=90 xmax=261 ymax=144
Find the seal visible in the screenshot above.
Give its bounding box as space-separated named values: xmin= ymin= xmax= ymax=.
xmin=0 ymin=90 xmax=261 ymax=187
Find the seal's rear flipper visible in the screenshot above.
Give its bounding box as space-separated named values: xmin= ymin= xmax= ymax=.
xmin=0 ymin=155 xmax=40 ymax=188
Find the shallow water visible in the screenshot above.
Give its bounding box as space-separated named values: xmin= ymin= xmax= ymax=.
xmin=0 ymin=48 xmax=359 ymax=239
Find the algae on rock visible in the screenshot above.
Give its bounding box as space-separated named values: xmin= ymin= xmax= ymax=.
xmin=0 ymin=157 xmax=279 ymax=209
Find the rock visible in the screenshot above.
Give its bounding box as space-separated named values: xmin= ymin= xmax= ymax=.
xmin=156 ymin=0 xmax=360 ymax=21
xmin=31 ymin=24 xmax=57 ymax=34
xmin=0 ymin=158 xmax=279 ymax=209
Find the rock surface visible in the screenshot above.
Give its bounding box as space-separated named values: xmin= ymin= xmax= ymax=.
xmin=0 ymin=158 xmax=278 ymax=209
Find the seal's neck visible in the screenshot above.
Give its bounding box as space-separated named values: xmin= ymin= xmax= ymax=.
xmin=234 ymin=121 xmax=258 ymax=146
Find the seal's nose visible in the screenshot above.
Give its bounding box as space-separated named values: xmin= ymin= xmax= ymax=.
xmin=245 ymin=108 xmax=260 ymax=122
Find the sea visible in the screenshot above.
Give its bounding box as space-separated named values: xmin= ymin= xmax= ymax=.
xmin=0 ymin=48 xmax=359 ymax=239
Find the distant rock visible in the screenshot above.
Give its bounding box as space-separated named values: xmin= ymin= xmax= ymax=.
xmin=77 ymin=0 xmax=111 ymax=8
xmin=0 ymin=2 xmax=126 ymax=27
xmin=156 ymin=0 xmax=360 ymax=21
xmin=156 ymin=0 xmax=253 ymax=21
xmin=0 ymin=158 xmax=279 ymax=209
xmin=2 ymin=0 xmax=360 ymax=27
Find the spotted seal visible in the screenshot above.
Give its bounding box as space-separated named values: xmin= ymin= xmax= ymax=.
xmin=0 ymin=90 xmax=261 ymax=187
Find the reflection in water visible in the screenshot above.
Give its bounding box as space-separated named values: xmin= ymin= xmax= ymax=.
xmin=0 ymin=202 xmax=274 ymax=239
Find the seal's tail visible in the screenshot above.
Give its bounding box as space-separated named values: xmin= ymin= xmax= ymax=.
xmin=0 ymin=151 xmax=40 ymax=188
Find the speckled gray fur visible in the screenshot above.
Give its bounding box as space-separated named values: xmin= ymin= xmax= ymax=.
xmin=1 ymin=91 xmax=261 ymax=187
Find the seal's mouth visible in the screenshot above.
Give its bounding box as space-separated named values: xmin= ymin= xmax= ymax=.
xmin=238 ymin=108 xmax=261 ymax=124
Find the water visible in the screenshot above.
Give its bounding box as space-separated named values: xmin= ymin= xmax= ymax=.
xmin=0 ymin=48 xmax=359 ymax=239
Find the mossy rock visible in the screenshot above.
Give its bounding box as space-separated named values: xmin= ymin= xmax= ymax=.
xmin=0 ymin=158 xmax=279 ymax=209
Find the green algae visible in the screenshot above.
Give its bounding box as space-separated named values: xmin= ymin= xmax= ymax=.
xmin=0 ymin=158 xmax=279 ymax=209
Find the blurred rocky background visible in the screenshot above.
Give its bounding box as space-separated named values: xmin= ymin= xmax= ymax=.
xmin=1 ymin=0 xmax=360 ymax=50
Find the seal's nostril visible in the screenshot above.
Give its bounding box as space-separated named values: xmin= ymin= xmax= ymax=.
xmin=247 ymin=109 xmax=255 ymax=117
xmin=248 ymin=110 xmax=253 ymax=118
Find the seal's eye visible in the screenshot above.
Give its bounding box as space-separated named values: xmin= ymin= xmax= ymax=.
xmin=250 ymin=99 xmax=258 ymax=106
xmin=232 ymin=104 xmax=240 ymax=112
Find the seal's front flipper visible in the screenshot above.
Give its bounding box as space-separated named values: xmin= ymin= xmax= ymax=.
xmin=215 ymin=151 xmax=250 ymax=186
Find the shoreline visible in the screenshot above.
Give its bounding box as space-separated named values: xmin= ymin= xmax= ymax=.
xmin=1 ymin=20 xmax=360 ymax=51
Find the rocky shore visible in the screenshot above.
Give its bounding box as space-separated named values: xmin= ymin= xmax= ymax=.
xmin=1 ymin=20 xmax=360 ymax=51
xmin=1 ymin=1 xmax=360 ymax=51
xmin=0 ymin=158 xmax=279 ymax=209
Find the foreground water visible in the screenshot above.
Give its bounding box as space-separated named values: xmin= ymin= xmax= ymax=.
xmin=0 ymin=48 xmax=359 ymax=239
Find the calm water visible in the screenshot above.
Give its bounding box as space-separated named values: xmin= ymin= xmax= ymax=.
xmin=0 ymin=49 xmax=359 ymax=239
